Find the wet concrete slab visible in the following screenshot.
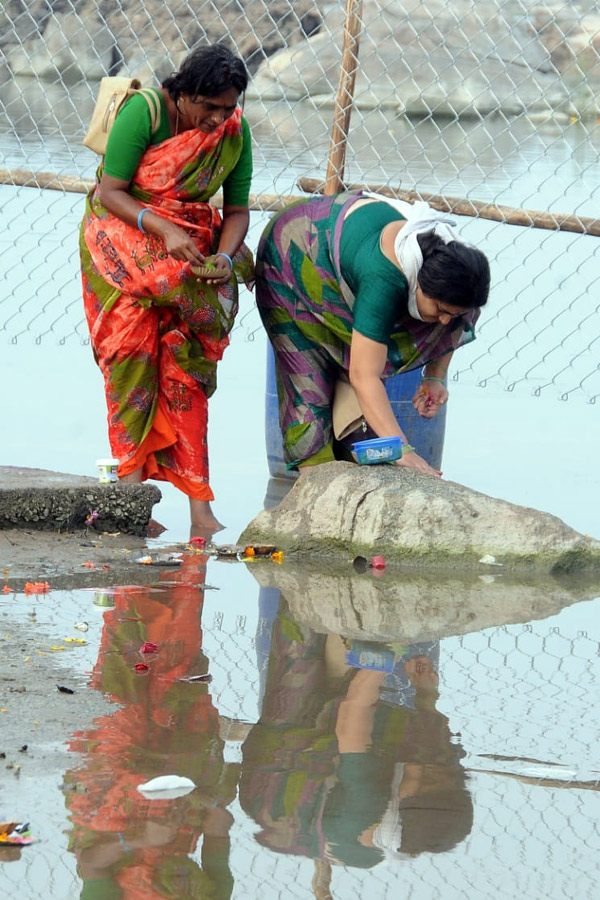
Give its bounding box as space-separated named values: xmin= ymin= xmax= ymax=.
xmin=0 ymin=466 xmax=161 ymax=537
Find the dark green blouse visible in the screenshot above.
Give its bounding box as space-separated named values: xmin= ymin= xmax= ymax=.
xmin=339 ymin=202 xmax=408 ymax=343
xmin=103 ymin=89 xmax=253 ymax=207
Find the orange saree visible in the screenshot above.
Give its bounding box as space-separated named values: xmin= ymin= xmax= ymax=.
xmin=80 ymin=110 xmax=253 ymax=499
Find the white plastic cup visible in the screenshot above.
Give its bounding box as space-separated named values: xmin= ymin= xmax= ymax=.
xmin=93 ymin=590 xmax=116 ymax=607
xmin=96 ymin=458 xmax=119 ymax=484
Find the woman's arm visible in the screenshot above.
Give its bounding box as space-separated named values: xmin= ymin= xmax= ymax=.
xmin=218 ymin=204 xmax=250 ymax=257
xmin=349 ymin=331 xmax=441 ymax=475
xmin=98 ymin=174 xmax=206 ymax=266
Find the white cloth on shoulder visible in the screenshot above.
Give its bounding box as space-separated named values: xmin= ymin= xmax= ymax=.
xmin=364 ymin=192 xmax=456 ymax=321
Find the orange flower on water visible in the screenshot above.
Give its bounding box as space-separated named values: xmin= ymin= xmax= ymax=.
xmin=2 ymin=586 xmax=11 ymax=594
xmin=270 ymin=551 xmax=284 ymax=564
xmin=24 ymin=582 xmax=50 ymax=594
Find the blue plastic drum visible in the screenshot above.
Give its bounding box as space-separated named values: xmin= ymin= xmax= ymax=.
xmin=265 ymin=344 xmax=447 ymax=478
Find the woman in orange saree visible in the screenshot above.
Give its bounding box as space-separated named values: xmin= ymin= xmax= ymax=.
xmin=80 ymin=45 xmax=254 ymax=534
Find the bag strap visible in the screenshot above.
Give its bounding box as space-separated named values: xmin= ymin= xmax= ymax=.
xmin=137 ymin=88 xmax=162 ymax=135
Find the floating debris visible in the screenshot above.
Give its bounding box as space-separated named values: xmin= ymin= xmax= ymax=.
xmin=139 ymin=641 xmax=159 ymax=655
xmin=136 ymin=555 xmax=183 ymax=567
xmin=370 ymin=555 xmax=386 ymax=569
xmin=57 ymin=685 xmax=75 ymax=694
xmin=243 ymin=544 xmax=277 ymax=558
xmin=73 ymin=622 xmax=89 ymax=632
xmin=353 ymin=556 xmax=369 ymax=573
xmin=23 ymin=582 xmax=50 ymax=594
xmin=137 ymin=775 xmax=196 ymax=800
xmin=214 ymin=545 xmax=242 ymax=559
xmin=0 ymin=822 xmax=37 ymax=846
xmin=479 ymin=554 xmax=503 ymax=566
xmin=177 ymin=673 xmax=212 ymax=683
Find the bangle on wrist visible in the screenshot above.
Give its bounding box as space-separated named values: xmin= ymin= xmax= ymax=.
xmin=137 ymin=208 xmax=151 ymax=233
xmin=421 ymin=376 xmax=446 ymax=384
xmin=215 ymin=251 xmax=233 ymax=268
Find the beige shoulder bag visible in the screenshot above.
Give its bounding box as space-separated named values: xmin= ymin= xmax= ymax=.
xmin=83 ymin=77 xmax=162 ymax=155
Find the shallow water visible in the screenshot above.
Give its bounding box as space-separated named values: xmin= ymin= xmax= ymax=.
xmin=2 ymin=559 xmax=600 ymax=900
xmin=2 ymin=86 xmax=600 ymax=899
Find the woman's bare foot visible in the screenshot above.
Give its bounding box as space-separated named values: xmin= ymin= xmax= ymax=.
xmin=189 ymin=499 xmax=224 ymax=539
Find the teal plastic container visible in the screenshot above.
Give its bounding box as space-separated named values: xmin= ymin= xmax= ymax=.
xmin=352 ymin=436 xmax=403 ymax=464
xmin=265 ymin=345 xmax=447 ymax=478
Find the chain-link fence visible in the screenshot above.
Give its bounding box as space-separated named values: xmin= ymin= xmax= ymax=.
xmin=0 ymin=0 xmax=599 ymax=403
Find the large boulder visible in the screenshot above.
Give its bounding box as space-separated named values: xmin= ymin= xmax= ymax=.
xmin=2 ymin=1 xmax=115 ymax=79
xmin=0 ymin=0 xmax=322 ymax=79
xmin=240 ymin=461 xmax=600 ymax=574
xmin=248 ymin=0 xmax=596 ymax=116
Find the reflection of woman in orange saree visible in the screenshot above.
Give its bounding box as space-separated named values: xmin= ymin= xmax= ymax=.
xmin=80 ymin=44 xmax=254 ymax=533
xmin=65 ymin=556 xmax=237 ymax=900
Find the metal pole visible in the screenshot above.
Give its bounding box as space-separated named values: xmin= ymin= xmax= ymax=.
xmin=324 ymin=0 xmax=364 ymax=195
xmin=0 ymin=169 xmax=295 ymax=213
xmin=298 ymin=176 xmax=600 ymax=237
xmin=4 ymin=169 xmax=599 ymax=237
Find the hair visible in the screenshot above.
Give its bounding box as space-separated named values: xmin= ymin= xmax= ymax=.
xmin=416 ymin=231 xmax=490 ymax=309
xmin=398 ymin=787 xmax=474 ymax=855
xmin=162 ymin=43 xmax=249 ymax=102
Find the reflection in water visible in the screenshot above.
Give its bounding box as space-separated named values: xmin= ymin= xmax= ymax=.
xmin=248 ymin=559 xmax=600 ymax=645
xmin=240 ymin=598 xmax=472 ymax=890
xmin=64 ymin=556 xmax=237 ymax=900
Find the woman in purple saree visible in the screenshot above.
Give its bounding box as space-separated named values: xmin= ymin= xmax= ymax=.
xmin=256 ymin=192 xmax=490 ymax=476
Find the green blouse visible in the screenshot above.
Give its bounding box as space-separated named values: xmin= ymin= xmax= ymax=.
xmin=103 ymin=89 xmax=253 ymax=207
xmin=339 ymin=202 xmax=408 ymax=344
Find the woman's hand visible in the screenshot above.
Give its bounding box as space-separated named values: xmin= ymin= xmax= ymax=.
xmin=192 ymin=253 xmax=233 ymax=286
xmin=412 ymin=378 xmax=448 ymax=419
xmin=394 ymin=449 xmax=441 ymax=477
xmin=160 ymin=222 xmax=206 ymax=266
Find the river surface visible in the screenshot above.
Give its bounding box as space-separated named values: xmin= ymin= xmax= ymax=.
xmin=1 ymin=80 xmax=600 ymax=899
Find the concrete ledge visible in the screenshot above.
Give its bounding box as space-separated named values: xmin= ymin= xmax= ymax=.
xmin=0 ymin=467 xmax=161 ymax=537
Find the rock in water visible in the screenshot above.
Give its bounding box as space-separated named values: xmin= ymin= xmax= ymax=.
xmin=240 ymin=462 xmax=600 ymax=574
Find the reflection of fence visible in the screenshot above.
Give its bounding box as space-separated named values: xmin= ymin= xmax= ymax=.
xmin=2 ymin=600 xmax=600 ymax=900
xmin=0 ymin=0 xmax=599 ymax=401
